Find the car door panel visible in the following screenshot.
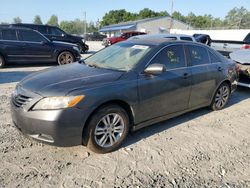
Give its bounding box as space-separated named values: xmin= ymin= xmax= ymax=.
xmin=137 ymin=68 xmax=192 ymax=122
xmin=137 ymin=44 xmax=192 ymax=123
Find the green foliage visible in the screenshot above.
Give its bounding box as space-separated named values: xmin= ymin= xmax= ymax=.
xmin=101 ymin=8 xmax=169 ymax=26
xmin=34 ymin=15 xmax=43 ymax=24
xmin=47 ymin=15 xmax=59 ymax=27
xmin=13 ymin=17 xmax=22 ymax=24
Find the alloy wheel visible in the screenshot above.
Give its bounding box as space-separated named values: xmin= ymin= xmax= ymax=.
xmin=94 ymin=113 xmax=125 ymax=148
xmin=215 ymin=85 xmax=230 ymax=109
xmin=58 ymin=52 xmax=74 ymax=65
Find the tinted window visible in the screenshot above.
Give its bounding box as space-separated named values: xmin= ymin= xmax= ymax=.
xmin=2 ymin=29 xmax=17 ymax=41
xmin=19 ymin=30 xmax=47 ymax=42
xmin=37 ymin=26 xmax=47 ymax=34
xmin=180 ymin=37 xmax=193 ymax=41
xmin=151 ymin=45 xmax=186 ymax=69
xmin=209 ymin=51 xmax=220 ymax=63
xmin=50 ymin=28 xmax=64 ymax=36
xmin=188 ymin=45 xmax=209 ymax=66
xmin=244 ymin=33 xmax=250 ymax=43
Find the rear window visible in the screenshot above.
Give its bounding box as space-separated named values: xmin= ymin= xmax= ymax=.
xmin=180 ymin=37 xmax=193 ymax=41
xmin=37 ymin=26 xmax=47 ymax=34
xmin=187 ymin=45 xmax=210 ymax=66
xmin=244 ymin=33 xmax=250 ymax=43
xmin=1 ymin=29 xmax=17 ymax=41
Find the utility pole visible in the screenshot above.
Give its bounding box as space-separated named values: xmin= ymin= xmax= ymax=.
xmin=169 ymin=0 xmax=174 ymax=31
xmin=83 ymin=11 xmax=87 ymax=34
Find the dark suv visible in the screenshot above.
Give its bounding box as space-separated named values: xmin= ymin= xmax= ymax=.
xmin=0 ymin=26 xmax=81 ymax=68
xmin=11 ymin=23 xmax=89 ymax=53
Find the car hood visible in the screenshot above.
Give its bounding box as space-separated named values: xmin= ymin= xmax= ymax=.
xmin=230 ymin=50 xmax=250 ymax=65
xmin=19 ymin=63 xmax=124 ymax=96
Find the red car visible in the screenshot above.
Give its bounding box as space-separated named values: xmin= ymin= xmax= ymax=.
xmin=102 ymin=31 xmax=146 ymax=47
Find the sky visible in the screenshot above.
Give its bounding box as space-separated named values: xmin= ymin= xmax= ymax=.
xmin=0 ymin=0 xmax=249 ymax=24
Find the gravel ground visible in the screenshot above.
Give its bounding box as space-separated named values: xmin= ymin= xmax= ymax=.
xmin=0 ymin=42 xmax=250 ymax=187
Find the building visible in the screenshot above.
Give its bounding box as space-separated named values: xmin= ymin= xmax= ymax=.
xmin=99 ymin=16 xmax=192 ymax=37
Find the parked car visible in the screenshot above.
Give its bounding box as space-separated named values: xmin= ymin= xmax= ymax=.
xmin=11 ymin=23 xmax=89 ymax=53
xmin=230 ymin=49 xmax=250 ymax=88
xmin=211 ymin=32 xmax=250 ymax=57
xmin=11 ymin=37 xmax=238 ymax=153
xmin=102 ymin=31 xmax=146 ymax=47
xmin=85 ymin=32 xmax=107 ymax=41
xmin=0 ymin=26 xmax=81 ymax=68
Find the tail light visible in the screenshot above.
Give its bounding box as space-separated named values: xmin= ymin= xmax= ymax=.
xmin=242 ymin=44 xmax=250 ymax=49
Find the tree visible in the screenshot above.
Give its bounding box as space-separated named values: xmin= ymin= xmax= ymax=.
xmin=34 ymin=15 xmax=43 ymax=24
xmin=47 ymin=15 xmax=59 ymax=26
xmin=13 ymin=17 xmax=22 ymax=24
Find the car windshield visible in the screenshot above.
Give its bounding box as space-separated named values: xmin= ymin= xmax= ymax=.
xmin=84 ymin=43 xmax=152 ymax=71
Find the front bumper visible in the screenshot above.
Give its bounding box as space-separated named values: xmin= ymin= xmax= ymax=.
xmin=11 ymin=102 xmax=86 ymax=147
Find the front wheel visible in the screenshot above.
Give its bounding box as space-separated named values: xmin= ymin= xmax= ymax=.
xmin=86 ymin=105 xmax=129 ymax=153
xmin=57 ymin=51 xmax=75 ymax=65
xmin=210 ymin=83 xmax=230 ymax=111
xmin=0 ymin=55 xmax=6 ymax=68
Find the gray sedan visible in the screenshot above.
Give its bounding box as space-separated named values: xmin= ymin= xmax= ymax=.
xmin=11 ymin=37 xmax=238 ymax=153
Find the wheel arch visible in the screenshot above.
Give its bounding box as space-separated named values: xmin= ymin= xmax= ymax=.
xmin=82 ymin=99 xmax=135 ymax=145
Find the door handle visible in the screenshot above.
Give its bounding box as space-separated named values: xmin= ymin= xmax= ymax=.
xmin=183 ymin=73 xmax=191 ymax=79
xmin=218 ymin=67 xmax=223 ymax=71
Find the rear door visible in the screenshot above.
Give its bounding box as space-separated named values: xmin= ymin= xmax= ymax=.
xmin=137 ymin=44 xmax=192 ymax=122
xmin=186 ymin=44 xmax=218 ymax=108
xmin=18 ymin=29 xmax=54 ymax=62
xmin=0 ymin=28 xmax=27 ymax=62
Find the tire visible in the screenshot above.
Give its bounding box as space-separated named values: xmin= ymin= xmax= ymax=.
xmin=57 ymin=51 xmax=75 ymax=65
xmin=210 ymin=82 xmax=230 ymax=111
xmin=85 ymin=105 xmax=129 ymax=153
xmin=0 ymin=55 xmax=5 ymax=68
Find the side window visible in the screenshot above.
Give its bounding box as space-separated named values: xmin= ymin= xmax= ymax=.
xmin=37 ymin=26 xmax=47 ymax=34
xmin=188 ymin=45 xmax=209 ymax=66
xmin=2 ymin=29 xmax=17 ymax=41
xmin=151 ymin=45 xmax=186 ymax=69
xmin=180 ymin=37 xmax=193 ymax=41
xmin=50 ymin=28 xmax=64 ymax=36
xmin=244 ymin=33 xmax=250 ymax=43
xmin=19 ymin=30 xmax=47 ymax=42
xmin=209 ymin=51 xmax=220 ymax=63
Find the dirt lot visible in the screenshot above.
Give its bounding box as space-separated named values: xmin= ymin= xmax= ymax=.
xmin=0 ymin=42 xmax=250 ymax=187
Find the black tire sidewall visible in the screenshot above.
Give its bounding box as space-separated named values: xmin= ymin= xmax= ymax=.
xmin=211 ymin=83 xmax=230 ymax=111
xmin=86 ymin=105 xmax=129 ymax=153
xmin=0 ymin=55 xmax=5 ymax=68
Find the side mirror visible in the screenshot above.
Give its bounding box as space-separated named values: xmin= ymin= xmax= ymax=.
xmin=144 ymin=64 xmax=166 ymax=75
xmin=61 ymin=33 xmax=65 ymax=37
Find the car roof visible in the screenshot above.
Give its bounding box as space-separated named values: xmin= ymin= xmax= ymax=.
xmin=129 ymin=34 xmax=195 ymax=40
xmin=0 ymin=25 xmax=33 ymax=31
xmin=126 ymin=35 xmax=197 ymax=46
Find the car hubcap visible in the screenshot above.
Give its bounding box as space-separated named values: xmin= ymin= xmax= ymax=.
xmin=59 ymin=52 xmax=73 ymax=65
xmin=215 ymin=86 xmax=229 ymax=108
xmin=94 ymin=113 xmax=125 ymax=148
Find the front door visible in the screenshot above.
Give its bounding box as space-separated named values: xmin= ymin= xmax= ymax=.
xmin=137 ymin=44 xmax=192 ymax=123
xmin=18 ymin=29 xmax=54 ymax=62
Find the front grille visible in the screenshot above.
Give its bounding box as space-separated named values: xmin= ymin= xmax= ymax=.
xmin=12 ymin=94 xmax=32 ymax=108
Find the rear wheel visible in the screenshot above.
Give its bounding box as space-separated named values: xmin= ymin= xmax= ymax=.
xmin=85 ymin=105 xmax=129 ymax=153
xmin=0 ymin=55 xmax=5 ymax=68
xmin=210 ymin=83 xmax=230 ymax=111
xmin=57 ymin=51 xmax=75 ymax=65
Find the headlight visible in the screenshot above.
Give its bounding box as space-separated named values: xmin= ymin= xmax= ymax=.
xmin=33 ymin=95 xmax=84 ymax=110
xmin=73 ymin=46 xmax=80 ymax=52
